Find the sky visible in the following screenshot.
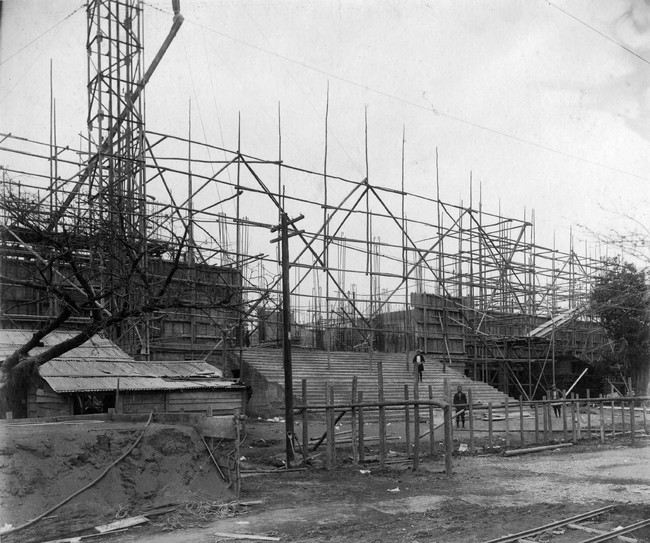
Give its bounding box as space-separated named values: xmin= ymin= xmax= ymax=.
xmin=1 ymin=0 xmax=650 ymax=261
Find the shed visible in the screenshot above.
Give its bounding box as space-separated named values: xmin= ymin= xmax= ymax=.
xmin=0 ymin=330 xmax=247 ymax=418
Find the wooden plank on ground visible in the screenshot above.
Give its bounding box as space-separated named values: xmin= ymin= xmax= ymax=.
xmin=213 ymin=532 xmax=280 ymax=541
xmin=94 ymin=515 xmax=149 ymax=533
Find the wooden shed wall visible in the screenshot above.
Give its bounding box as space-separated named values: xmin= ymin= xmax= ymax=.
xmin=27 ymin=380 xmax=73 ymax=418
xmin=120 ymin=392 xmax=166 ymax=414
xmin=118 ymin=389 xmax=244 ymax=415
xmin=166 ymin=389 xmax=244 ymax=415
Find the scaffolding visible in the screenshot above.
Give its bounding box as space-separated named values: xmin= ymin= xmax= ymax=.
xmin=0 ymin=0 xmax=609 ymax=399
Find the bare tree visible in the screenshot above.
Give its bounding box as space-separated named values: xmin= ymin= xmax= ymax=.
xmin=0 ymin=186 xmax=242 ymax=414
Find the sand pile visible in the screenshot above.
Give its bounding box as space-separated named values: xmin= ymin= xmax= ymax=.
xmin=0 ymin=420 xmax=235 ymax=541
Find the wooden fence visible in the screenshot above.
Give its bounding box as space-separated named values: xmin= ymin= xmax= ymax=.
xmin=452 ymin=392 xmax=650 ymax=454
xmin=291 ymin=377 xmax=649 ymax=472
xmin=294 ymin=378 xmax=455 ymax=474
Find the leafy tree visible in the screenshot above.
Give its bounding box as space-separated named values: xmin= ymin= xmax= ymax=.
xmin=590 ymin=258 xmax=650 ymax=395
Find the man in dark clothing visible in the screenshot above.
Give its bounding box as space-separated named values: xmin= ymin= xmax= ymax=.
xmin=412 ymin=349 xmax=425 ymax=382
xmin=453 ymin=385 xmax=468 ymax=428
xmin=549 ymin=384 xmax=562 ymax=418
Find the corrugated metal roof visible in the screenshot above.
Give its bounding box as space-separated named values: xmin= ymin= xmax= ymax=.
xmin=42 ymin=375 xmax=242 ymax=393
xmin=39 ymin=359 xmax=223 ymax=378
xmin=0 ymin=329 xmax=132 ymax=361
xmin=1 ymin=329 xmax=236 ymax=393
xmin=38 ymin=356 xmax=229 ymax=393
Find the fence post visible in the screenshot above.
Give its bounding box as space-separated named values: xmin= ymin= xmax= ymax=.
xmin=351 ymin=376 xmax=358 ymax=463
xmin=302 ymin=379 xmax=309 ymax=459
xmin=488 ymin=402 xmax=493 ymax=448
xmin=404 ymin=385 xmax=411 ymax=458
xmin=358 ymin=391 xmax=365 ymax=463
xmin=643 ymin=401 xmax=648 ymax=434
xmin=620 ymin=398 xmax=626 ymax=435
xmin=586 ymin=389 xmax=592 ymax=440
xmin=519 ymin=397 xmax=524 ymax=447
xmin=542 ymin=395 xmax=549 ymax=444
xmin=630 ymin=398 xmax=636 ymax=444
xmin=534 ymin=403 xmax=539 ymax=444
xmin=575 ymin=393 xmax=581 ymax=441
xmin=571 ymin=398 xmax=577 ymax=443
xmin=330 ymin=386 xmax=337 ymax=467
xmin=428 ymin=385 xmax=435 ymax=456
xmin=504 ymin=397 xmax=510 ymax=448
xmin=562 ymin=393 xmax=568 ymax=442
xmin=444 ymin=405 xmax=453 ymax=476
xmin=325 ymin=386 xmax=333 ymax=470
xmin=599 ymin=397 xmax=605 ymax=444
xmin=413 ymin=380 xmax=420 ymax=471
xmin=611 ymin=399 xmax=616 ymax=437
xmin=378 ymin=360 xmax=386 ymax=469
xmin=468 ymin=389 xmax=475 ymax=454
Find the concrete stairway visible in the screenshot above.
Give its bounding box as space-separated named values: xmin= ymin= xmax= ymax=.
xmin=241 ymin=348 xmax=511 ymax=420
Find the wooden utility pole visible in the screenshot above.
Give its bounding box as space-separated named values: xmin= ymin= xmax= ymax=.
xmin=271 ymin=212 xmax=304 ymax=467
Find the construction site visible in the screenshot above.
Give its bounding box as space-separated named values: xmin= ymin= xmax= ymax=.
xmin=1 ymin=1 xmax=649 ymax=542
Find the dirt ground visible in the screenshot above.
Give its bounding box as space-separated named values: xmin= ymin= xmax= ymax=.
xmin=1 ymin=415 xmax=649 ymax=543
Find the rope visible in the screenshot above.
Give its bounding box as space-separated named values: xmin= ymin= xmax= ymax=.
xmin=2 ymin=413 xmax=154 ymax=536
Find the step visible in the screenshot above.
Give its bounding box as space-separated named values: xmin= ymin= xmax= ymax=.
xmin=241 ymin=348 xmax=511 ymax=419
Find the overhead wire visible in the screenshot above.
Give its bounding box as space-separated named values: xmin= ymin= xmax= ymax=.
xmin=0 ymin=4 xmax=85 ymax=106
xmin=176 ymin=12 xmax=650 ymax=184
xmin=240 ymin=4 xmax=363 ymax=177
xmin=545 ymin=1 xmax=650 ymax=66
xmin=0 ymin=3 xmax=85 ymax=67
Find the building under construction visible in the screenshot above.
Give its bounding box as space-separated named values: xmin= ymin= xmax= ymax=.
xmin=0 ymin=0 xmax=612 ymax=417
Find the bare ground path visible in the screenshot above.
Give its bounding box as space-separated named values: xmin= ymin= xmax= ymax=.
xmin=1 ymin=419 xmax=649 ymax=543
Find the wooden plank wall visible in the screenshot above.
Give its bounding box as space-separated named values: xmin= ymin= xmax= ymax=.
xmin=167 ymin=389 xmax=243 ymax=415
xmin=121 ymin=392 xmax=166 ymax=414
xmin=28 ymin=381 xmax=73 ymax=418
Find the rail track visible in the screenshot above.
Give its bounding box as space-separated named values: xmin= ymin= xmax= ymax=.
xmin=484 ymin=504 xmax=650 ymax=543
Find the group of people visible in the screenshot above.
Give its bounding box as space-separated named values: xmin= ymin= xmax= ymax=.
xmin=413 ymin=349 xmax=562 ymax=428
xmin=411 ymin=349 xmax=566 ymax=428
xmin=411 ymin=349 xmax=468 ymax=428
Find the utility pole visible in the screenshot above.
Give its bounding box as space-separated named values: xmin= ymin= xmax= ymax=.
xmin=271 ymin=212 xmax=304 ymax=467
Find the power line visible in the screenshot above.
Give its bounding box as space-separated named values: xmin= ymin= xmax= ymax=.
xmin=545 ymin=1 xmax=650 ymax=67
xmin=0 ymin=4 xmax=85 ymax=67
xmin=178 ymin=12 xmax=650 ymax=184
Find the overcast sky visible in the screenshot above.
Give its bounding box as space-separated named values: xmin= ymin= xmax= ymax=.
xmin=1 ymin=0 xmax=650 ymax=258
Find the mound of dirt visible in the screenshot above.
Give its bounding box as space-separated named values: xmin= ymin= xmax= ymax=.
xmin=0 ymin=420 xmax=235 ymax=542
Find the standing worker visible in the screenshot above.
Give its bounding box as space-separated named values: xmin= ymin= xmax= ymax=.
xmin=412 ymin=349 xmax=425 ymax=382
xmin=453 ymin=385 xmax=468 ymax=428
xmin=549 ymin=384 xmax=562 ymax=418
